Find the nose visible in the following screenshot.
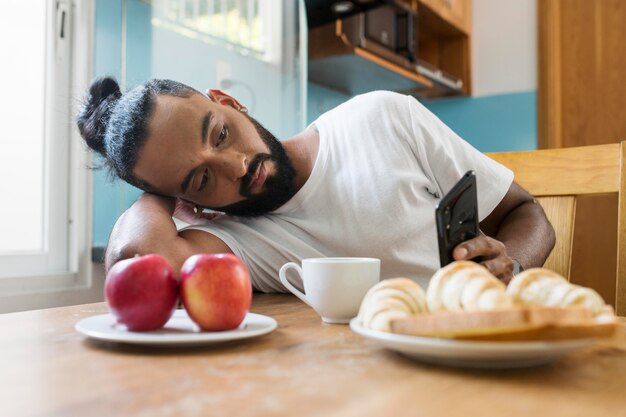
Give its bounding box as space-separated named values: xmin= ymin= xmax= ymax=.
xmin=206 ymin=149 xmax=248 ymax=182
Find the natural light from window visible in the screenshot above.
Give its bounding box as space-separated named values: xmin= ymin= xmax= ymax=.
xmin=151 ymin=0 xmax=278 ymax=62
xmin=0 ymin=1 xmax=46 ymax=253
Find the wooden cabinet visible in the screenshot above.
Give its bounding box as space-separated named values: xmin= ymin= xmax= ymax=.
xmin=308 ymin=0 xmax=472 ymax=98
xmin=418 ymin=0 xmax=471 ymax=34
xmin=538 ymin=0 xmax=626 ymax=307
xmin=415 ymin=0 xmax=472 ymax=96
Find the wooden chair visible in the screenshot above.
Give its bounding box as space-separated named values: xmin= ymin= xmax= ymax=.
xmin=487 ymin=142 xmax=626 ymax=316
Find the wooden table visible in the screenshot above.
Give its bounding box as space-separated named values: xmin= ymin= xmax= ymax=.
xmin=2 ymin=294 xmax=626 ymax=417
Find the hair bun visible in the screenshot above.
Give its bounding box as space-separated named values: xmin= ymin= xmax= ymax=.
xmin=76 ymin=76 xmax=122 ymax=156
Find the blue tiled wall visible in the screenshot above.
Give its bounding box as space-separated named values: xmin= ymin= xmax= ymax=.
xmin=93 ymin=0 xmax=152 ymax=247
xmin=307 ymin=83 xmax=537 ymax=153
xmin=420 ymin=91 xmax=537 ymax=152
xmin=93 ymin=0 xmax=123 ymax=247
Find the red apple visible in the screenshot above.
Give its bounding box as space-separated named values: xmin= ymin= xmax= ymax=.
xmin=180 ymin=253 xmax=252 ymax=331
xmin=105 ymin=254 xmax=179 ymax=331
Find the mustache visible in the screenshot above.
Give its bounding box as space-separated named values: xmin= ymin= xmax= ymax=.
xmin=240 ymin=153 xmax=272 ymax=196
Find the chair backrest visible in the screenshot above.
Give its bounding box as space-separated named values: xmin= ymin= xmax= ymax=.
xmin=487 ymin=142 xmax=626 ymax=315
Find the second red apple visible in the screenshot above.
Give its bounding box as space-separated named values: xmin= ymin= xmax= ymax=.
xmin=180 ymin=253 xmax=252 ymax=331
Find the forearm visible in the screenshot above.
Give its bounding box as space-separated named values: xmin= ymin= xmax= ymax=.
xmin=104 ymin=193 xmax=179 ymax=272
xmin=492 ymin=199 xmax=555 ymax=269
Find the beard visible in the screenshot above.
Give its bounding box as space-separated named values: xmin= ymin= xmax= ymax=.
xmin=208 ymin=115 xmax=297 ymax=217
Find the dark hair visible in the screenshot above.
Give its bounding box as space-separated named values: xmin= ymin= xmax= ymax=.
xmin=76 ymin=76 xmax=198 ymax=190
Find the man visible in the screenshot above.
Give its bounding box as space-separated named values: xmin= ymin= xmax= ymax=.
xmin=77 ymin=77 xmax=555 ymax=291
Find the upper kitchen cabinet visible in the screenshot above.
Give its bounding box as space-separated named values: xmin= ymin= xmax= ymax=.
xmin=307 ymin=0 xmax=472 ymax=98
xmin=419 ymin=0 xmax=471 ymax=34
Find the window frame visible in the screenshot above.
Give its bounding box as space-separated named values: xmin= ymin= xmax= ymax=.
xmin=0 ymin=0 xmax=95 ymax=313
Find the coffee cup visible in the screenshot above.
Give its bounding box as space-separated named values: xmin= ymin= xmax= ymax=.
xmin=279 ymin=257 xmax=381 ymax=324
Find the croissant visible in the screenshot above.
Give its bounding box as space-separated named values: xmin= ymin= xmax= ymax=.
xmin=427 ymin=261 xmax=513 ymax=312
xmin=357 ymin=277 xmax=428 ymax=332
xmin=507 ymin=268 xmax=606 ymax=315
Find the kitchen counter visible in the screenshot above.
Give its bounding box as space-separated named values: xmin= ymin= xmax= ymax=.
xmin=2 ymin=294 xmax=625 ymax=417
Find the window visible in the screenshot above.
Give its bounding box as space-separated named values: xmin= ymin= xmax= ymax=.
xmin=150 ymin=0 xmax=282 ymax=64
xmin=0 ymin=0 xmax=94 ymax=310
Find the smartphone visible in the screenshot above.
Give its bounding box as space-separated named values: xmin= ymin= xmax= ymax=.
xmin=435 ymin=170 xmax=480 ymax=267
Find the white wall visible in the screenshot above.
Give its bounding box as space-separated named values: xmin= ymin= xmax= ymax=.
xmin=472 ymin=0 xmax=537 ymax=97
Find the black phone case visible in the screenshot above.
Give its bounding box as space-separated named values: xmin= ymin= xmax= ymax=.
xmin=435 ymin=170 xmax=480 ymax=267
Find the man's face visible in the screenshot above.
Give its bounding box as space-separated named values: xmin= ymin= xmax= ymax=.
xmin=133 ymin=93 xmax=296 ymax=216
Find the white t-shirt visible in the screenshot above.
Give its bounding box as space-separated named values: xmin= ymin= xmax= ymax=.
xmin=183 ymin=91 xmax=513 ymax=292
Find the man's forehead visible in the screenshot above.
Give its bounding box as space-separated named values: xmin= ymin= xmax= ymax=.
xmin=153 ymin=94 xmax=205 ymax=124
xmin=155 ymin=93 xmax=205 ymax=117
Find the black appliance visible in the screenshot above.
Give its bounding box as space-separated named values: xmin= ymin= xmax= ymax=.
xmin=307 ymin=0 xmax=463 ymax=93
xmin=306 ymin=0 xmax=417 ymax=64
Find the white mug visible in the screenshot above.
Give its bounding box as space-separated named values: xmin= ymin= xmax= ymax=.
xmin=279 ymin=257 xmax=381 ymax=324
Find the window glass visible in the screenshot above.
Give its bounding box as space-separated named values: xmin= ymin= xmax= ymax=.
xmin=0 ymin=1 xmax=47 ymax=253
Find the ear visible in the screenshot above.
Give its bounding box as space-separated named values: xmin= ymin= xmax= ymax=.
xmin=206 ymin=89 xmax=246 ymax=111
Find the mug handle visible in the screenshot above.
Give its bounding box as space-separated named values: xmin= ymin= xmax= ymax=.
xmin=279 ymin=262 xmax=311 ymax=307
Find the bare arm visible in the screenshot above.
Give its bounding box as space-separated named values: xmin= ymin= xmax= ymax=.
xmin=453 ymin=181 xmax=555 ymax=282
xmin=105 ymin=193 xmax=231 ymax=275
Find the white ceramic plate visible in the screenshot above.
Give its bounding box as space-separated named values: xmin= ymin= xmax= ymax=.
xmin=350 ymin=319 xmax=595 ymax=369
xmin=76 ymin=309 xmax=277 ymax=347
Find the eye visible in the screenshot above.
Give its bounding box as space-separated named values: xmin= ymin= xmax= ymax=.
xmin=217 ymin=125 xmax=228 ymax=146
xmin=198 ymin=168 xmax=209 ymax=191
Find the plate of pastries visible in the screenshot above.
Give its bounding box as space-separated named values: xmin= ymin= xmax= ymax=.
xmin=350 ymin=261 xmax=620 ymax=369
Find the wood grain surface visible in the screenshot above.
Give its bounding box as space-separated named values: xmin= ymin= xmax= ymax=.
xmin=487 ymin=142 xmax=626 ymax=315
xmin=1 ymin=294 xmax=625 ymax=417
xmin=537 ymin=0 xmax=626 ymax=321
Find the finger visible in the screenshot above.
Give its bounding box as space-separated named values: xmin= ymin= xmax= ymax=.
xmin=480 ymin=257 xmax=513 ymax=281
xmin=481 ymin=256 xmax=515 ymax=284
xmin=501 ymin=273 xmax=513 ymax=285
xmin=453 ymin=236 xmax=500 ymax=260
xmin=452 ymin=246 xmax=469 ymax=260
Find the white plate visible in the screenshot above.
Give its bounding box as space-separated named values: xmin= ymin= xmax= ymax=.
xmin=350 ymin=319 xmax=595 ymax=369
xmin=76 ymin=309 xmax=277 ymax=347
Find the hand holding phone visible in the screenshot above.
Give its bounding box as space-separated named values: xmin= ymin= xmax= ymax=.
xmin=435 ymin=171 xmax=480 ymax=267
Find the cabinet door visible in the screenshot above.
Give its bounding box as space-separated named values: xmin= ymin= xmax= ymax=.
xmin=538 ymin=0 xmax=626 ymax=306
xmin=417 ymin=0 xmax=471 ymax=34
xmin=539 ymin=0 xmax=626 ymax=148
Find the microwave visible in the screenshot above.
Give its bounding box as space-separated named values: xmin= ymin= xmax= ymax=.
xmin=340 ymin=1 xmax=417 ymax=65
